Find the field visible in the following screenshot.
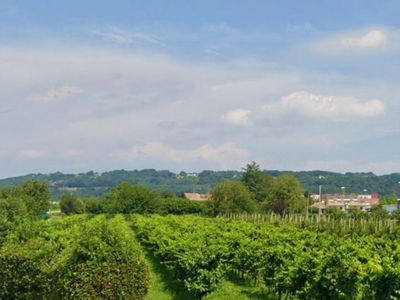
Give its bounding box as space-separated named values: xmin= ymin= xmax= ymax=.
xmin=132 ymin=214 xmax=400 ymax=300
xmin=2 ymin=213 xmax=400 ymax=299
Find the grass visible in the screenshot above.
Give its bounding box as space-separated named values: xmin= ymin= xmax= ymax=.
xmin=143 ymin=247 xmax=196 ymax=300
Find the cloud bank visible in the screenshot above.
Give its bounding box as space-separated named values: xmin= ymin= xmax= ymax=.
xmin=262 ymin=91 xmax=386 ymax=121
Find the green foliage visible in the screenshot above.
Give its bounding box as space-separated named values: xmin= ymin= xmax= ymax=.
xmin=209 ymin=180 xmax=257 ymax=216
xmin=106 ymin=182 xmax=160 ymax=214
xmin=0 ymin=217 xmax=80 ymax=299
xmin=56 ymin=215 xmax=150 ymax=299
xmin=133 ymin=215 xmax=230 ymax=299
xmin=380 ymin=193 xmax=398 ymax=205
xmin=392 ymin=209 xmax=400 ymax=220
xmin=0 ymin=169 xmax=399 ymax=199
xmin=83 ymin=197 xmax=110 ymax=214
xmin=264 ymin=175 xmax=306 ymax=216
xmin=0 ymin=197 xmax=28 ymax=223
xmin=0 ymin=180 xmax=51 ymax=217
xmin=59 ymin=193 xmax=85 ymax=215
xmin=0 ymin=181 xmax=52 ymax=245
xmin=241 ymin=162 xmax=270 ymax=202
xmin=325 ymin=207 xmax=347 ymax=219
xmin=370 ymin=204 xmax=390 ymax=219
xmin=0 ymin=215 xmax=150 ymax=300
xmin=158 ymin=189 xmax=176 ymax=199
xmin=83 ymin=193 xmax=205 ymax=216
xmin=347 ymin=207 xmax=367 ymax=219
xmin=159 ymin=197 xmax=205 ymax=215
xmin=21 ymin=180 xmax=51 ymax=216
xmin=0 ymin=237 xmax=56 ymax=299
xmin=133 ymin=214 xmax=400 ymax=300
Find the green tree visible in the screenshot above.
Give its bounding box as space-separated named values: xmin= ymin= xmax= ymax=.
xmin=241 ymin=162 xmax=270 ymax=202
xmin=0 ymin=181 xmax=50 ymax=218
xmin=391 ymin=208 xmax=400 ymax=221
xmin=158 ymin=189 xmax=176 ymax=199
xmin=106 ymin=182 xmax=160 ymax=214
xmin=209 ymin=180 xmax=257 ymax=216
xmin=0 ymin=197 xmax=28 ymax=222
xmin=0 ymin=197 xmax=28 ymax=246
xmin=59 ymin=193 xmax=85 ymax=215
xmin=21 ymin=180 xmax=51 ymax=216
xmin=347 ymin=207 xmax=367 ymax=219
xmin=370 ymin=204 xmax=390 ymax=219
xmin=83 ymin=197 xmax=109 ymax=214
xmin=325 ymin=207 xmax=346 ymax=219
xmin=380 ymin=193 xmax=398 ymax=205
xmin=264 ymin=174 xmax=306 ymax=216
xmin=159 ymin=197 xmax=205 ymax=215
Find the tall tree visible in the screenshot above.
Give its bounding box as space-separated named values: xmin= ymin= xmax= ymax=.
xmin=21 ymin=180 xmax=51 ymax=215
xmin=240 ymin=162 xmax=270 ymax=202
xmin=0 ymin=181 xmax=51 ymax=217
xmin=209 ymin=180 xmax=257 ymax=216
xmin=106 ymin=182 xmax=159 ymax=214
xmin=264 ymin=174 xmax=306 ymax=216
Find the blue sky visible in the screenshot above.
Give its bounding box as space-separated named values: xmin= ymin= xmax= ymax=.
xmin=1 ymin=1 xmax=400 ymax=178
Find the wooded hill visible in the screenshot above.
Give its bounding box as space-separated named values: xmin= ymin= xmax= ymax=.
xmin=0 ymin=169 xmax=399 ymax=198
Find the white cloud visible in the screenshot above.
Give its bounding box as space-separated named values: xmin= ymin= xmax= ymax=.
xmin=30 ymin=85 xmax=81 ymax=103
xmin=21 ymin=149 xmax=49 ymax=158
xmin=91 ymin=27 xmax=165 ymax=45
xmin=114 ymin=142 xmax=249 ymax=165
xmin=0 ymin=36 xmax=398 ymax=176
xmin=211 ymin=74 xmax=301 ymax=104
xmin=221 ymin=109 xmax=252 ymax=126
xmin=62 ymin=149 xmax=83 ymax=157
xmin=262 ymin=91 xmax=385 ymax=121
xmin=311 ymin=27 xmax=399 ymax=55
xmin=341 ymin=30 xmax=386 ymax=49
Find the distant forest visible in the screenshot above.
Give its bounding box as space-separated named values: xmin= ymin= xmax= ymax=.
xmin=0 ymin=168 xmax=399 ymax=198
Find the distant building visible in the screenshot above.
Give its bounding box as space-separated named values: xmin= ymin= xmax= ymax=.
xmin=183 ymin=193 xmax=212 ymax=201
xmin=61 ymin=187 xmax=79 ymax=192
xmin=186 ymin=173 xmax=198 ymax=177
xmin=176 ymin=172 xmax=198 ymax=179
xmin=310 ymin=193 xmax=379 ymax=212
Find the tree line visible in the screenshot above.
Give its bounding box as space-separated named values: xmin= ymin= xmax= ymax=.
xmin=1 ymin=162 xmax=398 ymax=225
xmin=56 ymin=162 xmax=307 ymax=217
xmin=1 ymin=165 xmax=399 ymax=198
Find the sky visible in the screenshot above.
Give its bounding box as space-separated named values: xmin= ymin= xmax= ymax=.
xmin=1 ymin=0 xmax=400 ymax=178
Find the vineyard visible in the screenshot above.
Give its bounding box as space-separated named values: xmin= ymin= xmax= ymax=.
xmin=3 ymin=213 xmax=400 ymax=299
xmin=132 ymin=214 xmax=400 ymax=300
xmin=0 ymin=214 xmax=149 ymax=300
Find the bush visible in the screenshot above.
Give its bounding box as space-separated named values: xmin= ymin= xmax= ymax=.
xmin=0 ymin=215 xmax=150 ymax=300
xmin=83 ymin=197 xmax=110 ymax=214
xmin=55 ymin=215 xmax=150 ymax=299
xmin=159 ymin=197 xmax=205 ymax=215
xmin=0 ymin=238 xmax=55 ymax=299
xmin=59 ymin=193 xmax=85 ymax=215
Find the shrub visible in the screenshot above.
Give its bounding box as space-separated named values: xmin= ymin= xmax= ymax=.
xmin=0 ymin=215 xmax=150 ymax=300
xmin=55 ymin=215 xmax=150 ymax=299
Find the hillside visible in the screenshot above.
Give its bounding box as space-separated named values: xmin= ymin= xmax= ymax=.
xmin=1 ymin=169 xmax=399 ymax=199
